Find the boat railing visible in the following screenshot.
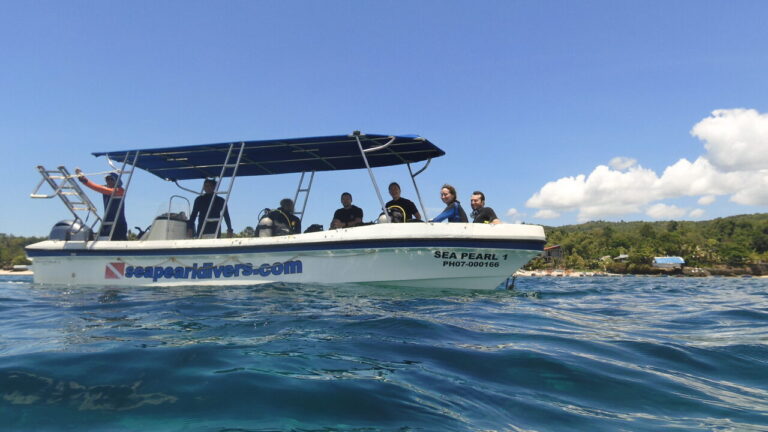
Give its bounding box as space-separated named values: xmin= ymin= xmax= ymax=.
xmin=166 ymin=195 xmax=191 ymax=238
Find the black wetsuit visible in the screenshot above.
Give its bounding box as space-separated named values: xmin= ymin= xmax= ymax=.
xmin=472 ymin=206 xmax=499 ymax=224
xmin=333 ymin=205 xmax=363 ymax=226
xmin=385 ymin=198 xmax=419 ymax=221
xmin=102 ymin=195 xmax=128 ymax=240
xmin=188 ymin=193 xmax=232 ymax=236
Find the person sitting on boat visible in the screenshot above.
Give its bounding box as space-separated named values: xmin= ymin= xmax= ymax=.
xmin=331 ymin=192 xmax=363 ymax=229
xmin=385 ymin=182 xmax=421 ymax=222
xmin=188 ymin=179 xmax=233 ymax=238
xmin=430 ymin=184 xmax=468 ymax=223
xmin=470 ymin=191 xmax=501 ymax=224
xmin=267 ymin=198 xmax=301 ymax=235
xmin=75 ymin=169 xmax=128 ymax=240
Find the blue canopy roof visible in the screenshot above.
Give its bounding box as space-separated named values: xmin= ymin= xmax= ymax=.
xmin=92 ymin=133 xmax=444 ymax=181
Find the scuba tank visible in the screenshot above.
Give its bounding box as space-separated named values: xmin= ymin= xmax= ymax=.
xmin=255 ymin=208 xmax=294 ymax=236
xmin=255 ymin=208 xmax=273 ymax=237
xmin=378 ymin=206 xmax=405 ymax=223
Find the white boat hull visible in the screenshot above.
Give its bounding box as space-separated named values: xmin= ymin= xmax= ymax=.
xmin=26 ymin=223 xmax=545 ymax=290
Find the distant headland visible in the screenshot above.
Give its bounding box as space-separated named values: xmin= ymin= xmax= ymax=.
xmin=526 ymin=213 xmax=768 ymax=277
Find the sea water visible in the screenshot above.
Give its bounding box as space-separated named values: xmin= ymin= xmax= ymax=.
xmin=1 ymin=275 xmax=766 ymax=431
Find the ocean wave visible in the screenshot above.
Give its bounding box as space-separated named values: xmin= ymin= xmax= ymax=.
xmin=1 ymin=277 xmax=767 ymax=430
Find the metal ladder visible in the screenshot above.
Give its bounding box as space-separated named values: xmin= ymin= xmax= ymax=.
xmin=200 ymin=142 xmax=245 ymax=239
xmin=31 ymin=165 xmax=103 ymax=232
xmin=292 ymin=171 xmax=315 ymax=224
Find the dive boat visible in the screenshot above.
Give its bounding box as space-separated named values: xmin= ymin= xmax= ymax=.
xmin=26 ymin=132 xmax=545 ymax=289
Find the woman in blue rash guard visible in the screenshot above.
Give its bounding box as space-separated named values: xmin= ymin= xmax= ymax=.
xmin=430 ymin=184 xmax=468 ymax=223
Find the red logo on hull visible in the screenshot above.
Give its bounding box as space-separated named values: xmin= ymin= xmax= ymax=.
xmin=105 ymin=262 xmax=125 ymax=279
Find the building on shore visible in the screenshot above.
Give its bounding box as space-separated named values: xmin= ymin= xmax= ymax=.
xmin=652 ymin=256 xmax=685 ymax=270
xmin=543 ymin=245 xmax=563 ymax=266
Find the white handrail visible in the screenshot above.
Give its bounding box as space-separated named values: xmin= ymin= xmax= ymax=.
xmin=363 ymin=136 xmax=396 ymax=153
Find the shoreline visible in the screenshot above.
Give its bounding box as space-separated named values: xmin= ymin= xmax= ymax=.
xmin=0 ymin=270 xmax=33 ymax=275
xmin=3 ymin=270 xmax=764 ymax=279
xmin=514 ymin=270 xmax=768 ymax=278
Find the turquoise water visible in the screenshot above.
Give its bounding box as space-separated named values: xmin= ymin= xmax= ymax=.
xmin=1 ymin=275 xmax=767 ymax=431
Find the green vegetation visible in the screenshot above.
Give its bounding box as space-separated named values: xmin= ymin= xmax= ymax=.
xmin=527 ymin=213 xmax=768 ymax=274
xmin=0 ymin=234 xmax=44 ymax=268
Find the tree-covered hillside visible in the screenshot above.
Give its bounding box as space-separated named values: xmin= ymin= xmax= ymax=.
xmin=533 ymin=213 xmax=768 ymax=271
xmin=0 ymin=234 xmax=44 ymax=268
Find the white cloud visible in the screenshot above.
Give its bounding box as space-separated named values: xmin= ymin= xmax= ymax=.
xmin=689 ymin=208 xmax=705 ymax=218
xmin=526 ymin=174 xmax=588 ymax=209
xmin=526 ymin=108 xmax=768 ymax=222
xmin=646 ymin=203 xmax=686 ymax=220
xmin=578 ymin=203 xmax=645 ymax=221
xmin=609 ymin=157 xmax=637 ymax=170
xmin=505 ymin=208 xmax=527 ymax=223
xmin=526 ymin=164 xmax=660 ymax=222
xmin=534 ymin=209 xmax=560 ymax=219
xmin=730 ymin=172 xmax=768 ymax=205
xmin=691 ymin=108 xmax=768 ymax=172
xmin=656 ymin=157 xmax=729 ymax=197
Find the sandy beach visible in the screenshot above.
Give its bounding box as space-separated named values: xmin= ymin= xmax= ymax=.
xmin=514 ymin=269 xmax=615 ymax=277
xmin=0 ymin=270 xmax=33 ymax=275
xmin=514 ymin=269 xmax=768 ymax=278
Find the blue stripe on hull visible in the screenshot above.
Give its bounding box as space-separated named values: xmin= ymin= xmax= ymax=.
xmin=26 ymin=238 xmax=545 ymax=257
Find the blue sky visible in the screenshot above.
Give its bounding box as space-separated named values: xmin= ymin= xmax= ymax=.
xmin=2 ymin=1 xmax=767 ymax=236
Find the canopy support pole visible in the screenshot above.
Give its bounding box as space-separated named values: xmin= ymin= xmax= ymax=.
xmin=407 ymin=158 xmax=431 ymax=221
xmin=172 ymin=180 xmax=200 ymax=195
xmin=353 ymin=131 xmax=390 ymax=222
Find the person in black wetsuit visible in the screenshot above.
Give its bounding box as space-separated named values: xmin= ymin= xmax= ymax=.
xmin=75 ymin=169 xmax=128 ymax=240
xmin=188 ymin=179 xmax=233 ymax=238
xmin=470 ymin=191 xmax=501 ymax=224
xmin=331 ymin=192 xmax=363 ymax=229
xmin=385 ymin=182 xmax=421 ymax=222
xmin=267 ymin=198 xmax=301 ymax=235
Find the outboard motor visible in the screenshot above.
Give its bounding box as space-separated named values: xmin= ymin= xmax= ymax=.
xmin=49 ymin=220 xmax=94 ymax=241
